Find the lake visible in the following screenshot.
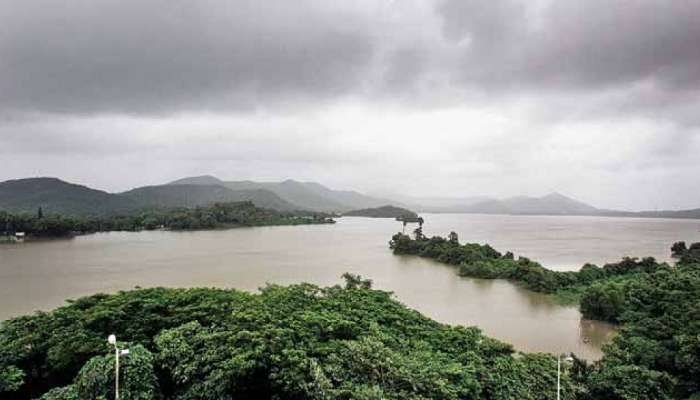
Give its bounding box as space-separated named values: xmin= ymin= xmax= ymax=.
xmin=2 ymin=214 xmax=699 ymax=360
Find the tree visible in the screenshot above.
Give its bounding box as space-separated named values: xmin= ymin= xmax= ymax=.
xmin=73 ymin=344 xmax=160 ymax=400
xmin=671 ymin=241 xmax=687 ymax=258
xmin=37 ymin=207 xmax=44 ymax=219
xmin=413 ymin=226 xmax=424 ymax=240
xmin=342 ymin=272 xmax=373 ymax=289
xmin=588 ymin=365 xmax=674 ymax=400
xmin=0 ymin=365 xmax=24 ymax=393
xmin=580 ymin=283 xmax=625 ymax=322
xmin=39 ymin=385 xmax=79 ymax=400
xmin=448 ymin=231 xmax=459 ymax=244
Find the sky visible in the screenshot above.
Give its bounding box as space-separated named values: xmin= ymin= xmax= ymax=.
xmin=1 ymin=0 xmax=699 ymax=211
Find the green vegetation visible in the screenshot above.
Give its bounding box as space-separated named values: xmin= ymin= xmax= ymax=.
xmin=579 ymin=245 xmax=700 ymax=400
xmin=342 ymin=205 xmax=418 ymax=219
xmin=0 ymin=178 xmax=303 ymax=216
xmin=0 ymin=178 xmax=138 ymax=216
xmin=1 ymin=201 xmax=334 ymax=239
xmin=0 ymin=176 xmax=400 ymax=216
xmin=390 ymin=231 xmax=700 ymax=399
xmin=389 ymin=231 xmax=667 ymax=304
xmin=120 ymin=184 xmax=300 ymax=212
xmin=0 ymin=276 xmax=576 ymax=400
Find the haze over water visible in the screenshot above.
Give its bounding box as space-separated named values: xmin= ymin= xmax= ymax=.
xmin=2 ymin=214 xmax=699 ymax=360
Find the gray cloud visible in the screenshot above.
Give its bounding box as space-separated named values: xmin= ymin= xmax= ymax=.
xmin=439 ymin=0 xmax=700 ymax=89
xmin=0 ymin=0 xmax=374 ymax=114
xmin=1 ymin=0 xmax=699 ymax=210
xmin=3 ymin=0 xmax=700 ymax=118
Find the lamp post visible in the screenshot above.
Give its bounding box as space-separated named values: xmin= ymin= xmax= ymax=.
xmin=557 ymin=353 xmax=574 ymax=400
xmin=107 ymin=335 xmax=129 ymax=400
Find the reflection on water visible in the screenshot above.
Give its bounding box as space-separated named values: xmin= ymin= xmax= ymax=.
xmin=1 ymin=214 xmax=698 ymax=360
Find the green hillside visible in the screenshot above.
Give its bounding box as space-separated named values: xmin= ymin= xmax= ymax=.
xmin=0 ymin=178 xmax=302 ymax=216
xmin=0 ymin=178 xmax=137 ymax=216
xmin=119 ymin=184 xmax=299 ymax=211
xmin=169 ymin=176 xmax=395 ymax=212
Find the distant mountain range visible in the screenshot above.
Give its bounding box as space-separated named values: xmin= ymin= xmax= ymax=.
xmin=168 ymin=175 xmax=394 ymax=212
xmin=0 ymin=178 xmax=300 ymax=216
xmin=1 ymin=176 xmax=699 ymax=219
xmin=120 ymin=184 xmax=298 ymax=211
xmin=387 ymin=195 xmax=490 ymax=213
xmin=459 ymin=193 xmax=599 ymax=215
xmin=415 ymin=192 xmax=700 ymax=219
xmin=0 ymin=176 xmax=394 ymax=216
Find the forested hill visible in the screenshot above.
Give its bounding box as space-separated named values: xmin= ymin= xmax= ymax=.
xmin=0 ymin=178 xmax=138 ymax=216
xmin=0 ymin=178 xmax=300 ymax=216
xmin=119 ymin=184 xmax=299 ymax=211
xmin=343 ymin=205 xmax=418 ymax=218
xmin=168 ymin=175 xmax=396 ymax=212
xmin=0 ymin=176 xmax=398 ymax=215
xmin=4 ymin=176 xmax=699 ymax=218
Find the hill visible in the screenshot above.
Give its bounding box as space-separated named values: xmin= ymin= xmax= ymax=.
xmin=0 ymin=178 xmax=301 ymax=216
xmin=394 ymin=195 xmax=493 ymax=213
xmin=120 ymin=184 xmax=299 ymax=211
xmin=601 ymin=208 xmax=700 ymax=219
xmin=456 ymin=193 xmax=700 ymax=219
xmin=168 ymin=176 xmax=394 ymax=212
xmin=638 ymin=208 xmax=700 ymax=219
xmin=4 ymin=177 xmax=699 ymax=219
xmin=167 ymin=175 xmax=225 ymax=186
xmin=0 ymin=178 xmax=137 ymax=216
xmin=457 ymin=193 xmax=601 ymax=216
xmin=343 ymin=205 xmax=418 ymax=219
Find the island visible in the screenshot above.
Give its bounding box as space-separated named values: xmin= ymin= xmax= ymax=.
xmin=342 ymin=205 xmax=418 ymax=219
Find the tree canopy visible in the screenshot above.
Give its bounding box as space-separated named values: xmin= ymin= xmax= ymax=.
xmin=389 ymin=230 xmax=700 ymax=399
xmin=1 ymin=276 xmax=575 ymax=400
xmin=0 ymin=201 xmax=334 ymax=239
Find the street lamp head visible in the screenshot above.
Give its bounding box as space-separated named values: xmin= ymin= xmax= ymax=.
xmin=108 ymin=334 xmax=116 ymax=345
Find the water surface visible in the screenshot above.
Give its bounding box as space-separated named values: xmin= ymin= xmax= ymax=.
xmin=2 ymin=214 xmax=698 ymax=359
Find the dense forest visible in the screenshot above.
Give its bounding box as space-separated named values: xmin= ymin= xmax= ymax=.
xmin=0 ymin=236 xmax=697 ymax=398
xmin=0 ymin=201 xmax=334 ymax=239
xmin=0 ymin=275 xmax=579 ymax=400
xmin=390 ymin=230 xmax=700 ymax=399
xmin=389 ymin=231 xmax=674 ymax=306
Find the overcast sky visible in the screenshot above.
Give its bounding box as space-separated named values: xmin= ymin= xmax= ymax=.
xmin=1 ymin=0 xmax=699 ymax=210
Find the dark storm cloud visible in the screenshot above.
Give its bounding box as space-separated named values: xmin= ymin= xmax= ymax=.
xmin=439 ymin=0 xmax=700 ymax=89
xmin=434 ymin=0 xmax=700 ymax=128
xmin=1 ymin=0 xmax=700 ymax=210
xmin=0 ymin=0 xmax=374 ymax=114
xmin=2 ymin=0 xmax=700 ymax=117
